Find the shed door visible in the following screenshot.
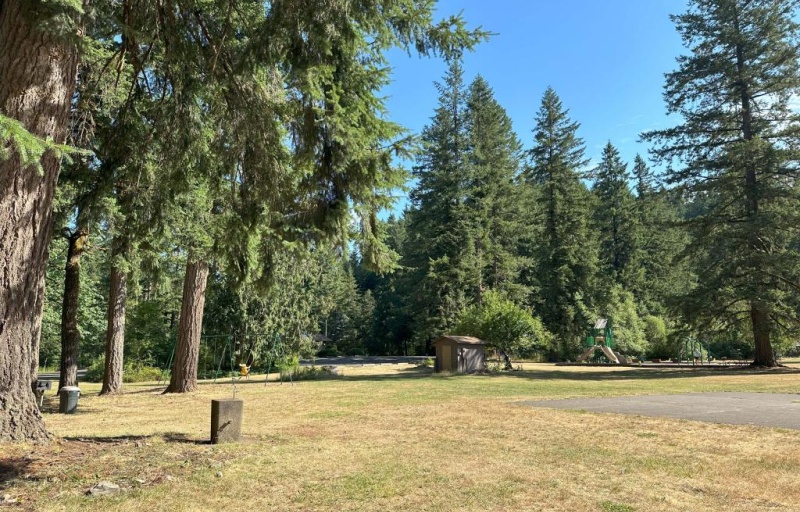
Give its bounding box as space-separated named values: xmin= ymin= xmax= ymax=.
xmin=440 ymin=345 xmax=452 ymax=371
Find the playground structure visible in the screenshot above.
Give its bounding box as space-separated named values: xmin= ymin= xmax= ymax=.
xmin=677 ymin=336 xmax=711 ymax=365
xmin=576 ymin=319 xmax=621 ymax=364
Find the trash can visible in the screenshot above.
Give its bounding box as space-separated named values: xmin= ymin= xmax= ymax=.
xmin=59 ymin=386 xmax=80 ymax=414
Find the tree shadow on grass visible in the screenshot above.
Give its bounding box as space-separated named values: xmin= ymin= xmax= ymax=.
xmin=0 ymin=458 xmax=32 ymax=486
xmin=161 ymin=432 xmax=209 ymax=445
xmin=502 ymin=366 xmax=800 ymax=382
xmin=61 ymin=433 xmax=209 ymax=445
xmin=62 ymin=434 xmax=151 ymax=444
xmin=104 ymin=386 xmax=169 ymax=395
xmin=191 ymin=366 xmax=436 ymax=386
xmin=39 ymin=397 xmax=102 ymax=415
xmin=335 ymin=365 xmax=800 ymax=383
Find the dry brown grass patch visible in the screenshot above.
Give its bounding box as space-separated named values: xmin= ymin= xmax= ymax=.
xmin=2 ymin=363 xmax=800 ymax=511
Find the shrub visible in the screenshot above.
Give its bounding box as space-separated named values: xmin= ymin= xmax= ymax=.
xmin=417 ymin=357 xmax=435 ymax=368
xmin=605 ymin=286 xmax=647 ymax=355
xmin=486 ymin=360 xmax=503 ymax=373
xmin=317 ymin=346 xmax=340 ymax=357
xmin=455 ymin=291 xmax=551 ymax=369
xmin=644 ymin=315 xmax=674 ymax=360
xmin=84 ymin=358 xmax=105 ymax=383
xmin=122 ymin=363 xmax=163 ymax=383
xmin=272 ymin=354 xmax=300 ymax=381
xmin=83 ymin=359 xmax=164 ymax=383
xmin=707 ymin=332 xmax=754 ymax=360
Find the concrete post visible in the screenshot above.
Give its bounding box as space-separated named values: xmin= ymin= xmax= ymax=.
xmin=211 ymin=399 xmax=243 ymax=444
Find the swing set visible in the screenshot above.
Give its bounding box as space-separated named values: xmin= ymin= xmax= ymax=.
xmin=677 ymin=336 xmax=711 ymax=365
xmin=159 ymin=332 xmax=302 ymax=385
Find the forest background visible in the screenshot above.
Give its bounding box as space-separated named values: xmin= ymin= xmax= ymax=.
xmin=18 ymin=0 xmax=800 ymax=389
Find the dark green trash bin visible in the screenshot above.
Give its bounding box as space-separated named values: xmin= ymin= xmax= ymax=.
xmin=59 ymin=386 xmax=80 ymax=414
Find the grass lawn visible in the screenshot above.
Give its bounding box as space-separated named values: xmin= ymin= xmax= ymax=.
xmin=3 ymin=363 xmax=800 ymax=511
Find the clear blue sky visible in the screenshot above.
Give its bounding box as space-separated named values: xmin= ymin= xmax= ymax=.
xmin=381 ymin=0 xmax=687 ymax=213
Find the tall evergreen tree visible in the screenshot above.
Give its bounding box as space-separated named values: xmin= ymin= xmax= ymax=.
xmin=0 ymin=0 xmax=84 ymax=441
xmin=97 ymin=96 xmax=162 ymax=395
xmin=632 ymin=155 xmax=654 ymax=200
xmin=55 ymin=41 xmax=131 ymax=392
xmin=0 ymin=0 xmax=487 ymax=440
xmin=524 ymin=88 xmax=597 ymax=358
xmin=163 ymin=179 xmax=216 ymax=394
xmin=404 ymin=70 xmax=528 ymax=348
xmin=592 ymin=142 xmax=639 ymax=291
xmin=404 ymin=60 xmax=473 ymax=344
xmin=643 ymin=0 xmax=800 ymax=366
xmin=630 ymin=154 xmax=690 ymax=315
xmin=464 ymin=76 xmax=527 ymax=303
xmin=369 ymin=215 xmax=415 ymax=355
xmin=57 ymin=227 xmax=89 ymax=391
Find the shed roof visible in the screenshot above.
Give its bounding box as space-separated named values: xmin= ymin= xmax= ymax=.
xmin=434 ymin=335 xmax=484 ymax=346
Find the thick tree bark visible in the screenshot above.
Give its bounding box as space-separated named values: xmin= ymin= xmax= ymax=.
xmin=751 ymin=305 xmax=776 ymax=367
xmin=734 ymin=17 xmax=777 ymax=367
xmin=164 ymin=260 xmax=209 ymax=393
xmin=58 ymin=229 xmax=88 ymax=390
xmin=100 ymin=252 xmax=127 ymax=395
xmin=0 ymin=0 xmax=80 ymax=442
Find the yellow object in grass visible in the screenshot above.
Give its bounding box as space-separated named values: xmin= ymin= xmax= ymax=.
xmin=239 ymin=364 xmax=250 ymax=377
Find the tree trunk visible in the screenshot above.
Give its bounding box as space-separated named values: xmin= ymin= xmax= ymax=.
xmin=0 ymin=0 xmax=80 ymax=442
xmin=501 ymin=350 xmax=513 ymax=370
xmin=164 ymin=260 xmax=209 ymax=393
xmin=734 ymin=21 xmax=777 ymax=366
xmin=100 ymin=253 xmax=127 ymax=395
xmin=58 ymin=228 xmax=88 ymax=390
xmin=751 ymin=305 xmax=776 ymax=367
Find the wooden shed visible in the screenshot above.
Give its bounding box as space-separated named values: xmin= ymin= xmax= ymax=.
xmin=433 ymin=335 xmax=486 ymax=373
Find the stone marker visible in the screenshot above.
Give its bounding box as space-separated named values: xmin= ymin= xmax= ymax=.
xmin=211 ymin=399 xmax=243 ymax=444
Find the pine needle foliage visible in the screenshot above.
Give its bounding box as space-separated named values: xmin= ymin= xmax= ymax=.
xmin=524 ymin=88 xmax=598 ymax=357
xmin=592 ymin=142 xmax=640 ymax=293
xmin=643 ymin=0 xmax=800 ymax=366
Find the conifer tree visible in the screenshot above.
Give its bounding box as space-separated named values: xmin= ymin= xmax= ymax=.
xmin=630 ymin=154 xmax=689 ymax=314
xmin=464 ymin=76 xmax=527 ymax=303
xmin=55 ymin=42 xmax=137 ymax=391
xmin=96 ymin=97 xmax=162 ymax=395
xmin=643 ymin=0 xmax=800 ymax=366
xmin=0 ymin=0 xmax=487 ymax=438
xmin=57 ymin=226 xmax=88 ymax=391
xmin=404 ymin=70 xmax=528 ymax=347
xmin=632 ymin=155 xmax=654 ymax=201
xmin=592 ymin=142 xmax=639 ymax=291
xmin=404 ymin=60 xmax=473 ymax=342
xmin=524 ymin=88 xmax=597 ymax=358
xmin=369 ymin=216 xmax=415 ymax=355
xmin=163 ymin=178 xmax=215 ymax=394
xmin=0 ymin=0 xmax=84 ymax=441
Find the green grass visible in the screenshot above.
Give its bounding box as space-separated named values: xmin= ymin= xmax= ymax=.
xmin=600 ymin=502 xmax=636 ymax=512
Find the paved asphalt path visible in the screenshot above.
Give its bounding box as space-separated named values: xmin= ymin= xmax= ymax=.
xmin=523 ymin=392 xmax=800 ymax=430
xmin=300 ymin=356 xmax=429 ymax=366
